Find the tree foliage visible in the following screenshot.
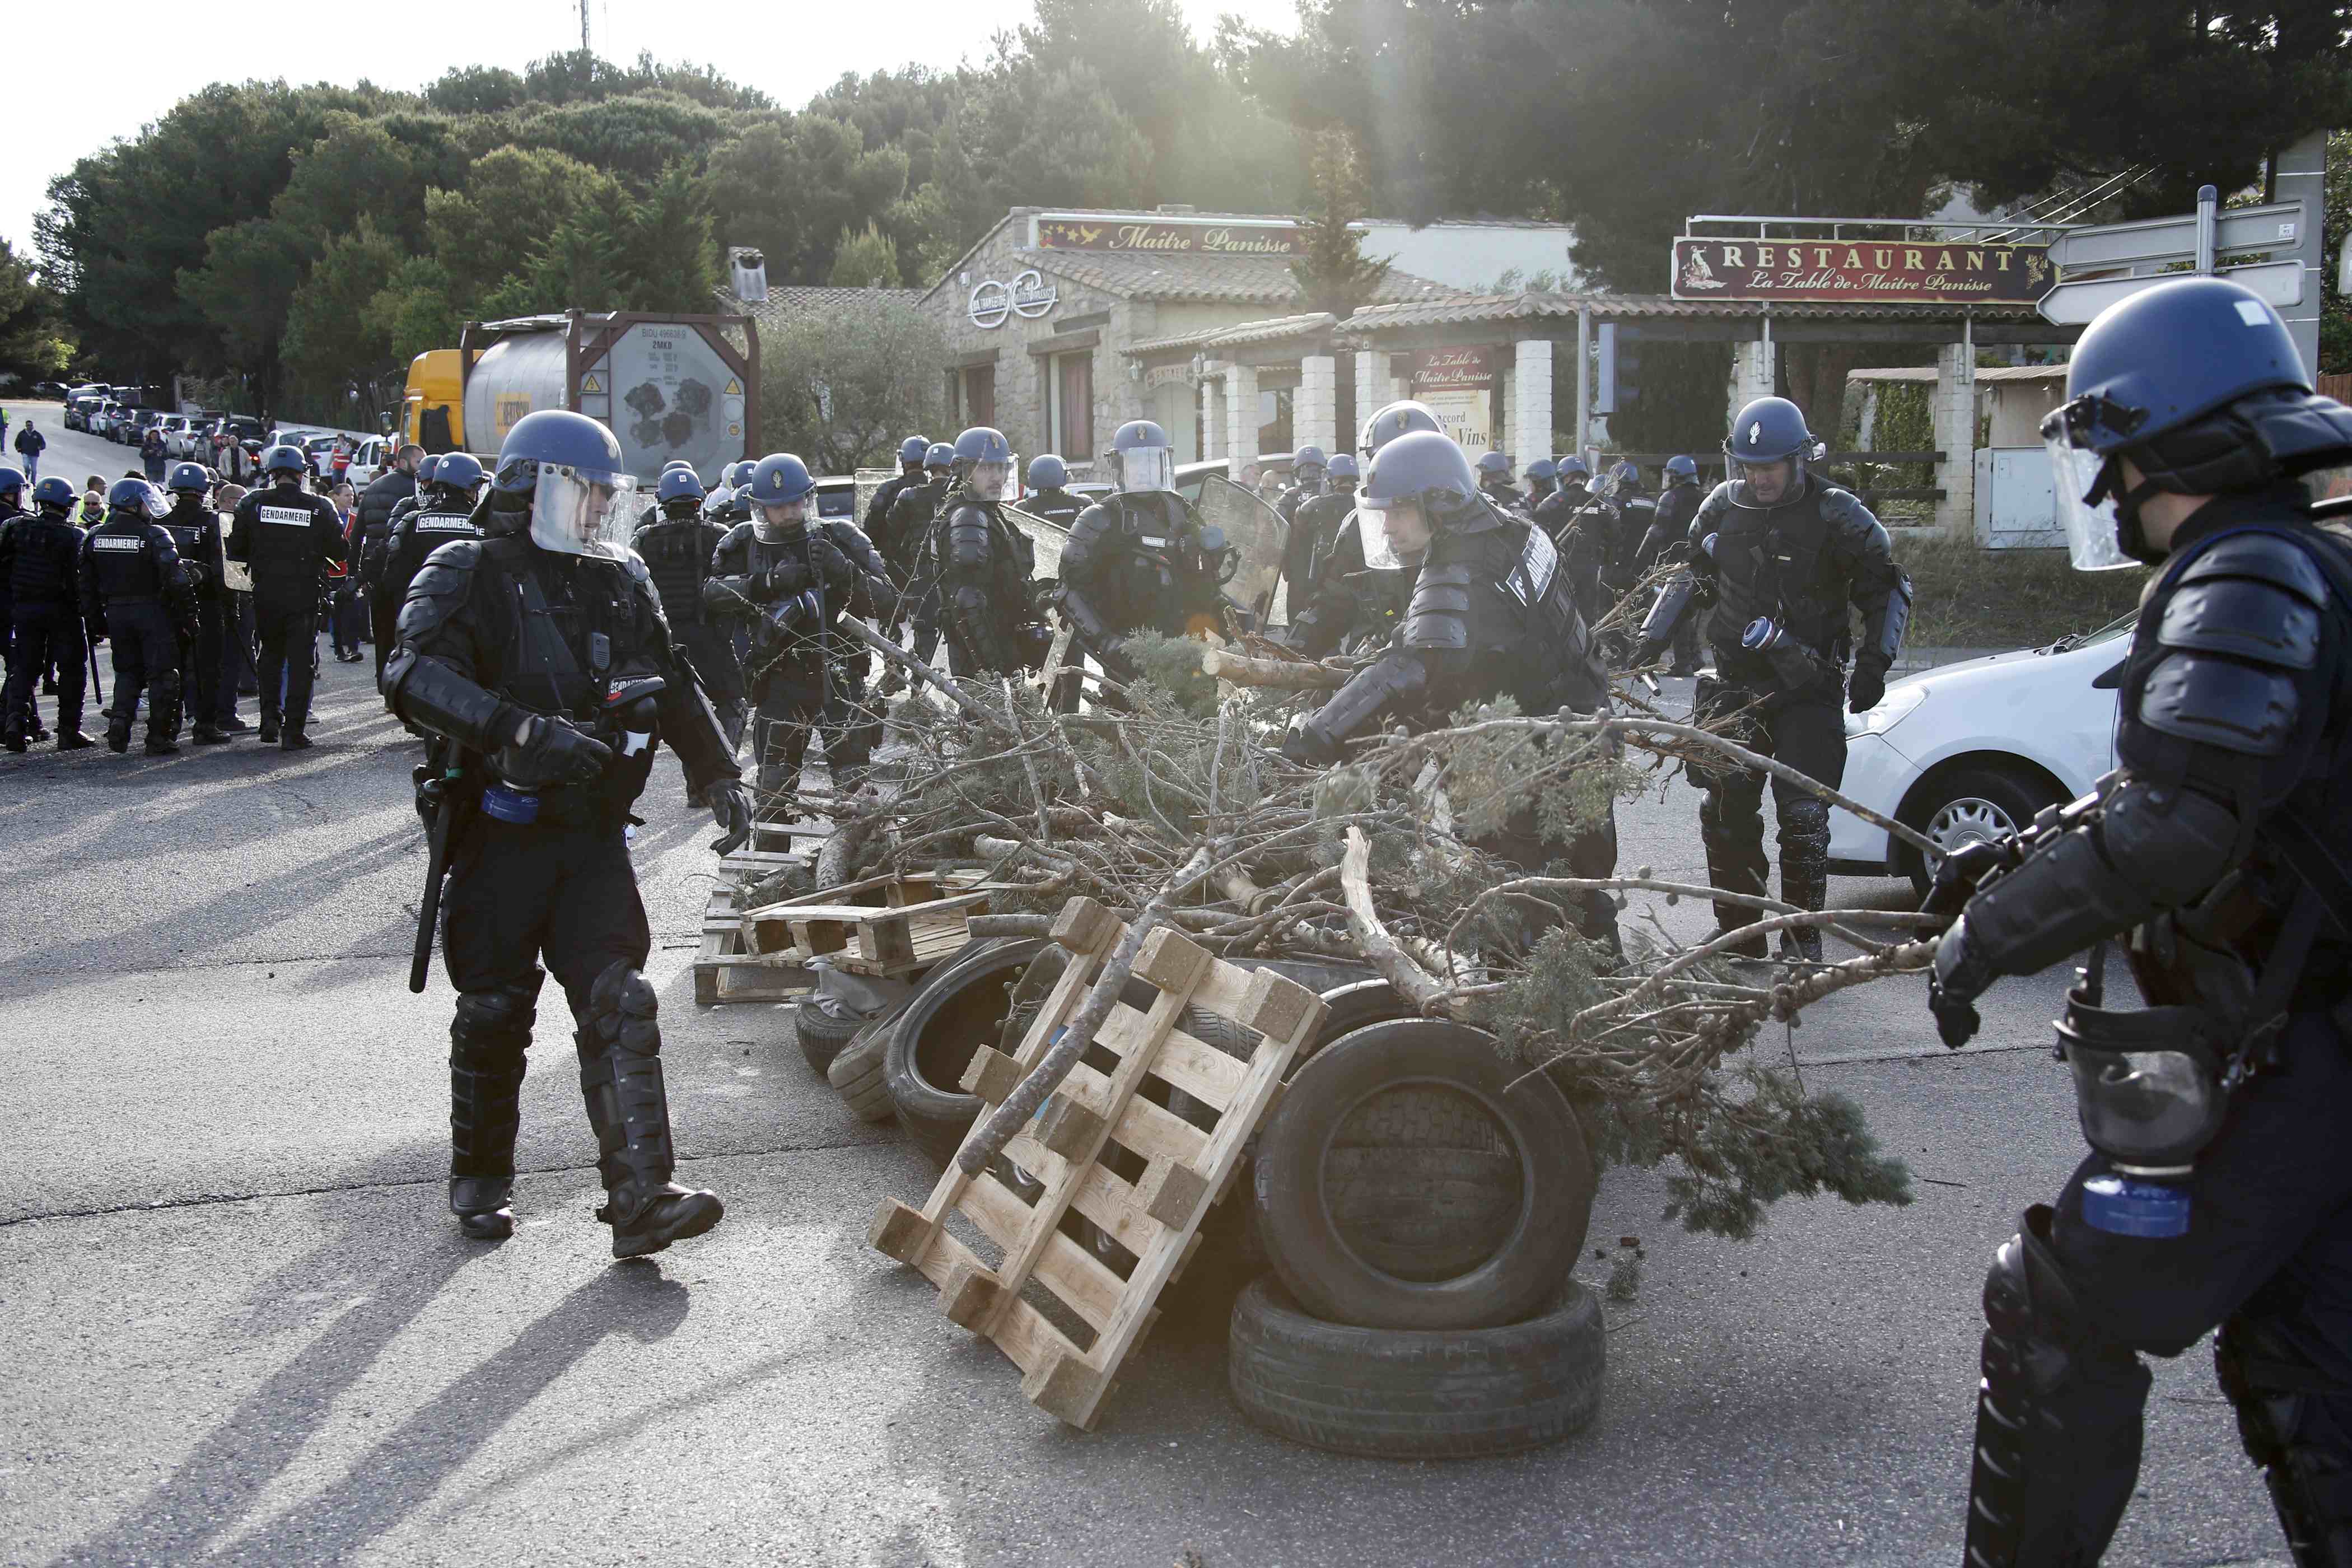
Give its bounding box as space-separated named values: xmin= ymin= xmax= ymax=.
xmin=760 ymin=295 xmax=947 ymax=474
xmin=0 ymin=240 xmax=72 ymax=385
xmin=1290 ymin=130 xmax=1392 ymax=319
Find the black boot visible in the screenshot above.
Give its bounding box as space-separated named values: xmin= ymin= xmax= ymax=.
xmin=144 ymin=675 xmax=183 ymax=755
xmin=56 ymin=730 xmax=95 ymax=750
xmin=576 ymin=962 xmax=722 ymax=1259
xmin=1 ymin=730 xmax=21 ymax=754
xmin=105 ymin=712 xmax=131 ymax=754
xmin=257 ymin=713 xmax=280 ymax=744
xmin=281 ymin=728 xmax=313 ymax=752
xmin=449 ymin=983 xmax=537 ymax=1240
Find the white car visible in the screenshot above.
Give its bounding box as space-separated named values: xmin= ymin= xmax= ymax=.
xmin=1830 ymin=612 xmax=2135 ymax=893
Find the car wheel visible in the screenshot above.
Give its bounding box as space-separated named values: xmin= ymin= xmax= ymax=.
xmin=883 ymin=938 xmax=1046 ymax=1166
xmin=1901 ymin=763 xmax=2060 ymax=898
xmin=1227 ymin=1276 xmax=1604 ymax=1459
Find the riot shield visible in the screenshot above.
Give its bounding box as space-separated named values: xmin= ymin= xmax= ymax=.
xmin=1192 ymin=475 xmax=1290 ymax=629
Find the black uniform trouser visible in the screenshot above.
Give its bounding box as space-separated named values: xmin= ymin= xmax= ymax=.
xmin=443 ymin=818 xmax=651 ymax=1024
xmin=1691 ymin=679 xmax=1844 ymax=937
xmin=673 ymin=620 xmax=745 ymax=749
xmin=102 ymin=599 xmax=180 ymax=745
xmin=1969 ymin=1012 xmax=2352 ymax=1565
xmin=370 ymin=584 xmax=399 ymax=688
xmin=178 ymin=591 xmax=223 ymax=729
xmin=749 ymin=666 xmax=828 ymax=812
xmin=253 ymin=592 xmax=317 ymax=730
xmin=4 ymin=606 xmax=85 ymax=739
xmin=825 ymin=639 xmax=879 ymax=773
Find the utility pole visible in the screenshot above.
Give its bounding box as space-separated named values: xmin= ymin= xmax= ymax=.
xmin=578 ymin=0 xmax=591 ymax=54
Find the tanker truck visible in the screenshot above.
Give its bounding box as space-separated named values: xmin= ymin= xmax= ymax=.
xmin=399 ymin=310 xmax=759 ymax=486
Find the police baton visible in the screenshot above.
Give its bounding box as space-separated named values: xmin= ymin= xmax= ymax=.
xmin=85 ymin=635 xmax=104 ymax=708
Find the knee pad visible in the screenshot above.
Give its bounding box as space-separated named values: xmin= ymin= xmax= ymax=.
xmin=1982 ymin=1206 xmax=2144 ymax=1383
xmin=1777 ymin=795 xmax=1831 ymax=847
xmin=585 ymin=960 xmax=660 ymax=1057
xmin=453 ymin=977 xmax=543 ymax=1052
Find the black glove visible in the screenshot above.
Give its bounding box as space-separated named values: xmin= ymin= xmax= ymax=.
xmin=509 ymin=713 xmax=613 ymax=787
xmin=1921 ymin=838 xmax=2010 ymax=924
xmin=1281 ymin=722 xmax=1337 ymax=768
xmin=810 ymin=536 xmax=856 ymax=587
xmin=1848 ymin=661 xmax=1887 ymax=715
xmin=1630 ymin=636 xmax=1667 ymax=669
xmin=706 ymin=778 xmax=754 ymax=855
xmin=1927 ymin=916 xmax=1994 ymax=1049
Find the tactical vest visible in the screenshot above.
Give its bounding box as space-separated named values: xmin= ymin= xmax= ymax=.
xmin=5 ymin=513 xmax=82 ymax=605
xmin=1701 ymin=481 xmax=1855 ymax=672
xmin=85 ymin=520 xmax=172 ymax=601
xmin=635 ymin=510 xmax=718 ymax=625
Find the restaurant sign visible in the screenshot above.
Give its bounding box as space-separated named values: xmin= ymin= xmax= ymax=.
xmin=1670 ymin=236 xmax=2052 ymax=305
xmin=1409 ymin=346 xmax=1496 ymax=393
xmin=1036 ymin=216 xmax=1306 ymax=256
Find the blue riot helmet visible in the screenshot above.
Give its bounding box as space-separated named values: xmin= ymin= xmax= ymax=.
xmin=656 ymin=465 xmax=706 ymax=510
xmin=1475 ymin=450 xmax=1513 ymax=481
xmin=1360 ymin=399 xmax=1443 ymax=455
xmin=1723 ymin=396 xmax=1819 ymax=507
xmin=1325 ymin=451 xmax=1360 ymax=492
xmin=431 ymin=451 xmax=484 ymax=504
xmin=1664 ymin=454 xmax=1699 ymax=483
xmin=109 ymin=476 xmax=169 ymax=520
xmin=745 ymin=452 xmax=817 ymax=543
xmin=1355 ymin=430 xmax=1482 ymax=571
xmin=1108 ymin=420 xmax=1174 ymax=492
xmin=489 ymin=409 xmax=637 ymax=556
xmin=1525 ymin=457 xmax=1557 ymax=483
xmin=416 ymin=453 xmax=443 ymax=489
xmin=1027 ymin=454 xmax=1068 ymax=492
xmin=0 ymin=466 xmax=21 ymax=503
xmin=2043 ymin=276 xmax=2352 ymax=570
xmin=662 ymin=458 xmax=693 ymax=474
xmin=898 ymin=435 xmax=931 ymax=470
xmin=954 ymin=426 xmax=1016 ymax=501
xmin=923 ymin=442 xmax=955 ymax=474
xmin=1555 ymin=455 xmax=1591 ymax=482
xmin=260 ymin=442 xmax=307 ymax=480
xmin=1291 ymin=444 xmax=1328 ymax=489
xmin=700 ymin=483 xmax=734 ymax=520
xmin=726 ymin=459 xmax=757 ymax=491
xmin=1609 ymin=459 xmax=1641 ymax=491
xmin=31 ymin=475 xmax=76 ymax=512
xmin=166 ymin=461 xmax=209 ymax=496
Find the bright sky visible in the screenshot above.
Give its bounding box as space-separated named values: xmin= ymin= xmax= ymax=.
xmin=4 ymin=0 xmax=1300 ymax=257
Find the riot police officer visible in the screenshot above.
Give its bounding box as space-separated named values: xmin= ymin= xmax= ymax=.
xmin=934 ymin=426 xmax=1046 ymax=680
xmin=80 ymin=478 xmax=197 ymax=755
xmin=357 ymin=444 xmax=423 ymax=684
xmin=1277 ymin=445 xmax=1330 ymax=601
xmin=0 ymin=474 xmax=92 ymax=751
xmin=1020 ymin=454 xmax=1088 ymax=528
xmin=1284 ymin=450 xmax=1363 ymax=655
xmin=1632 ymin=396 xmax=1909 ymax=960
xmin=1533 ymin=456 xmax=1612 ymax=623
xmin=1524 ymin=457 xmax=1558 ymax=505
xmin=705 ymin=453 xmax=894 ymax=814
xmin=377 ymin=455 xmax=489 ymax=736
xmin=383 ymin=409 xmax=752 ymax=1253
xmin=1926 ymin=277 xmax=2352 ymax=1568
xmin=226 ymin=442 xmax=345 ymax=749
xmin=1285 ymin=401 xmax=1439 ymax=657
xmin=1280 ymin=431 xmax=1621 ymax=954
xmin=883 ymin=441 xmax=956 ymax=583
xmin=1053 ymin=420 xmax=1228 ymax=707
xmin=1639 ymin=454 xmax=1706 ymax=674
xmin=864 ymin=435 xmax=930 ymax=546
xmin=1475 ymin=450 xmax=1524 ymax=510
xmin=1608 ymin=460 xmax=1656 ymax=585
xmin=157 ymin=463 xmax=232 ymax=744
xmin=628 ymin=466 xmax=743 ymax=752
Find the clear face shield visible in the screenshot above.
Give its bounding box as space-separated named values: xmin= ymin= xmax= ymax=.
xmin=753 ymin=497 xmax=808 ymax=544
xmin=1114 ymin=446 xmax=1174 ymax=493
xmin=526 ymin=463 xmax=637 ymax=558
xmin=2041 ymin=400 xmax=2138 ymax=572
xmin=968 ymin=460 xmax=1010 ymax=503
xmin=1729 ymin=456 xmax=1796 ymax=508
xmin=1354 ymin=496 xmax=1432 ymax=572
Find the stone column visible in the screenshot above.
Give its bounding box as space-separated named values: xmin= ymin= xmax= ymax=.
xmin=1200 ymin=368 xmax=1226 ymax=463
xmin=1934 ymin=337 xmax=1979 ymax=539
xmin=1225 ymin=362 xmax=1259 ymax=481
xmin=1298 ymin=354 xmax=1339 ymax=458
xmin=1509 ymin=338 xmax=1552 ymax=468
xmin=1354 ymin=349 xmax=1396 ymax=449
xmin=1726 ymin=336 xmax=1777 ymax=428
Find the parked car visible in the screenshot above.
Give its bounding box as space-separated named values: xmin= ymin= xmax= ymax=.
xmin=813 ymin=476 xmax=859 ymax=522
xmin=31 ymin=381 xmax=67 ymax=400
xmin=343 ymin=435 xmax=390 ymax=489
xmin=1829 ymin=611 xmax=2133 ymax=893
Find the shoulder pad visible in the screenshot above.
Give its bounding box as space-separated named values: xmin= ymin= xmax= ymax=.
xmin=2174 ymin=529 xmax=2331 ymax=609
xmin=616 ymin=548 xmax=654 ymax=584
xmin=1813 ymin=483 xmax=1882 ymax=530
xmin=2136 ymin=648 xmax=2299 ymax=756
xmin=1402 ymin=562 xmax=1475 ymax=651
xmin=2156 ymin=572 xmax=2322 ymax=671
xmin=395 ymin=540 xmax=483 ymax=646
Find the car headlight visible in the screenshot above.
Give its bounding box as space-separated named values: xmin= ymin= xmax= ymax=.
xmin=1846 ymin=681 xmax=1929 ymax=738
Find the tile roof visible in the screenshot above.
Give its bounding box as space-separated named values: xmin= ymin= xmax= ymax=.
xmin=1849 ymin=363 xmax=2068 ymax=384
xmin=1025 ymin=249 xmax=1456 ymax=308
xmin=1336 ymin=290 xmax=2052 ymax=335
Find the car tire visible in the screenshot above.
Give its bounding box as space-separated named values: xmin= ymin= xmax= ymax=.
xmin=884 ymin=939 xmax=1046 ymax=1166
xmin=1227 ymin=1276 xmax=1604 ymax=1459
xmin=793 ymin=994 xmax=872 ymax=1075
xmin=1901 ymin=762 xmax=2061 ymax=897
xmin=1253 ymin=1018 xmax=1593 ymax=1332
xmin=827 ymin=1011 xmax=902 ymax=1123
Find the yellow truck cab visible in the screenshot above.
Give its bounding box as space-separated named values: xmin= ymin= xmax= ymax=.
xmin=401 ymin=349 xmax=465 ymax=453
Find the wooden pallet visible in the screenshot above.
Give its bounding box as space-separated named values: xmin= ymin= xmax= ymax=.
xmin=740 ymin=871 xmax=991 ymax=979
xmin=869 ymin=897 xmax=1326 ymax=1429
xmin=692 ymin=884 xmax=815 ymax=1007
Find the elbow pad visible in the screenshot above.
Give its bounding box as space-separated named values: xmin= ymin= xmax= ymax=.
xmin=1305 ymin=655 xmax=1427 ymax=751
xmin=1964 ymin=778 xmax=2240 ymax=976
xmin=382 ymin=646 xmax=514 ymax=750
xmin=1861 ymin=568 xmax=1914 ymax=670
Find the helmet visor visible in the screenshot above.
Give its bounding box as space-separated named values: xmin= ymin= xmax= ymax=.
xmin=969 ymin=460 xmax=1010 ymax=501
xmin=526 ymin=463 xmax=637 ymax=558
xmin=1116 ymin=447 xmax=1174 ymax=493
xmin=1354 ymin=496 xmax=1429 ymax=572
xmin=752 ymin=498 xmax=806 ymax=544
xmin=2045 ymin=435 xmax=2136 ymax=572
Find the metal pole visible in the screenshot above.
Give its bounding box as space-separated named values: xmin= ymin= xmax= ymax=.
xmin=2194 ymin=184 xmax=2218 ymax=276
xmin=2270 ymin=130 xmax=2328 ymax=380
xmin=1574 ymin=301 xmax=1591 ymax=470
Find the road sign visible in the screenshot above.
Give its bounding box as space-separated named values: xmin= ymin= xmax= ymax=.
xmin=2036 ymin=258 xmax=2306 ymax=325
xmin=2046 ymin=200 xmax=2303 ymax=273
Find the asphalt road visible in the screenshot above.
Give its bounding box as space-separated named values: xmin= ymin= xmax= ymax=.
xmin=0 ymin=401 xmax=2290 ymax=1567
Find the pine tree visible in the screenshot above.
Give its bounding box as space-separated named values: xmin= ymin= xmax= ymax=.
xmin=1289 ymin=130 xmax=1391 ymax=320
